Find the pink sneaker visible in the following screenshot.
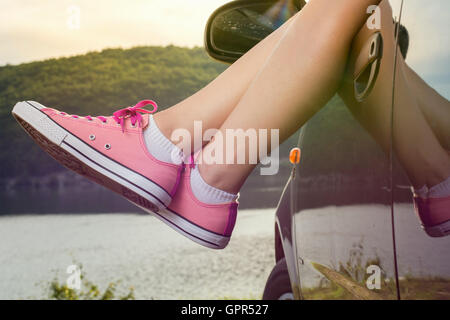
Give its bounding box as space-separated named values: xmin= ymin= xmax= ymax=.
xmin=12 ymin=100 xmax=182 ymax=213
xmin=413 ymin=191 xmax=450 ymax=237
xmin=156 ymin=162 xmax=239 ymax=249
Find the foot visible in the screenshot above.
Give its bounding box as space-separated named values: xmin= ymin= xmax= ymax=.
xmin=412 ymin=190 xmax=450 ymax=237
xmin=12 ymin=100 xmax=182 ymax=212
xmin=157 ymin=162 xmax=239 ymax=249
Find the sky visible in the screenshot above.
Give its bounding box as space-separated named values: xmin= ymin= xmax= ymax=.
xmin=0 ymin=0 xmax=230 ymax=65
xmin=399 ymin=0 xmax=450 ymax=98
xmin=1 ymin=0 xmax=448 ymax=98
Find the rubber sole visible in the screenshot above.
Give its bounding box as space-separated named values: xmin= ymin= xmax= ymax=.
xmin=12 ymin=101 xmax=230 ymax=249
xmin=423 ymin=219 xmax=450 ymax=238
xmin=159 ymin=207 xmax=231 ymax=249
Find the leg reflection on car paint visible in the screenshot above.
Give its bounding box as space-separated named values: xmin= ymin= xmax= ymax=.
xmin=293 ymin=95 xmax=398 ymax=300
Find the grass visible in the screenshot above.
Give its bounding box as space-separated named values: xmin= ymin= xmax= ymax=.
xmin=46 ymin=263 xmax=135 ymax=300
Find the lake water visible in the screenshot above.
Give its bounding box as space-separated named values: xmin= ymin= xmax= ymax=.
xmin=0 ymin=209 xmax=276 ymax=300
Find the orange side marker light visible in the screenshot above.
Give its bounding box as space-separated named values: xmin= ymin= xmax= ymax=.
xmin=289 ymin=147 xmax=301 ymax=165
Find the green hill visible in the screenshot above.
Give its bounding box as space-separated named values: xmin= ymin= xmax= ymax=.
xmin=0 ymin=45 xmax=390 ymax=183
xmin=0 ymin=45 xmax=399 ymax=212
xmin=0 ymin=46 xmax=227 ymax=179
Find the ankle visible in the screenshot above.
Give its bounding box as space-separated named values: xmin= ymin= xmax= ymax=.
xmin=190 ymin=165 xmax=237 ymax=204
xmin=153 ymin=110 xmax=196 ymax=156
xmin=143 ymin=113 xmax=183 ymax=164
xmin=153 ymin=110 xmax=176 ymax=143
xmin=411 ymin=144 xmax=450 ymax=188
xmin=424 ymin=156 xmax=450 ymax=188
xmin=197 ymin=163 xmax=242 ymax=194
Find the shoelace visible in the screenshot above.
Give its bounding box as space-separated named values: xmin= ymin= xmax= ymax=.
xmin=61 ymin=100 xmax=158 ymax=132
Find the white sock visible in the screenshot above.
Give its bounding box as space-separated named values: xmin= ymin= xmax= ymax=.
xmin=414 ymin=176 xmax=450 ymax=199
xmin=428 ymin=176 xmax=450 ymax=198
xmin=414 ymin=185 xmax=428 ymax=198
xmin=143 ymin=115 xmax=183 ymax=165
xmin=190 ymin=165 xmax=238 ymax=204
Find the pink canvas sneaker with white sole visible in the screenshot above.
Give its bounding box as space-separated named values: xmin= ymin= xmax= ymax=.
xmin=12 ymin=100 xmax=182 ymax=213
xmin=156 ymin=162 xmax=239 ymax=249
xmin=412 ymin=190 xmax=450 ymax=237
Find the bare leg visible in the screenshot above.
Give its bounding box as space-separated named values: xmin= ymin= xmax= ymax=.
xmin=392 ymin=57 xmax=450 ymax=188
xmin=154 ymin=15 xmax=296 ymax=152
xmin=336 ymin=1 xmax=450 ymax=190
xmin=199 ymin=0 xmax=382 ymax=193
xmin=404 ymin=64 xmax=450 ymax=151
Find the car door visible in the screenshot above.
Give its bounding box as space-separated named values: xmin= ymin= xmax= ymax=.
xmin=292 ymin=0 xmax=403 ymax=300
xmin=391 ymin=0 xmax=450 ymax=300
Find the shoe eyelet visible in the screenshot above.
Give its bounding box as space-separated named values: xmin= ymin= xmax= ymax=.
xmin=104 ymin=143 xmax=111 ymax=150
xmin=89 ymin=134 xmax=95 ymax=141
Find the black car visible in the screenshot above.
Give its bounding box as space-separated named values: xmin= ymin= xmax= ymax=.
xmin=205 ymin=0 xmax=450 ymax=299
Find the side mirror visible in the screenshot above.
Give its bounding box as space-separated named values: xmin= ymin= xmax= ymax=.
xmin=204 ymin=0 xmax=305 ymax=64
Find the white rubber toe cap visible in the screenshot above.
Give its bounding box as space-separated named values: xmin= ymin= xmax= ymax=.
xmin=26 ymin=101 xmax=47 ymax=110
